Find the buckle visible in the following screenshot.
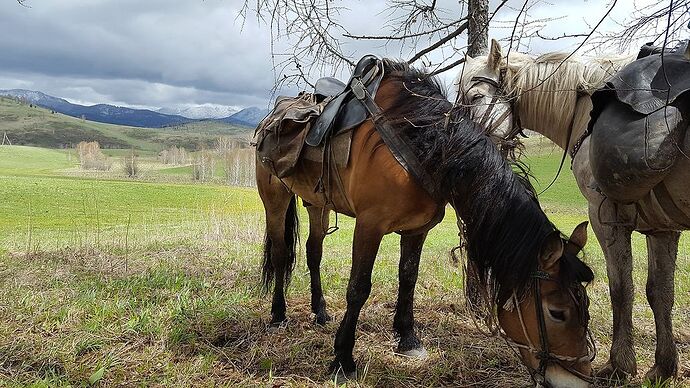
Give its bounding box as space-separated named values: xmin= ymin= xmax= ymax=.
xmin=352 ymin=78 xmax=367 ymax=100
xmin=531 ymin=271 xmax=552 ymax=280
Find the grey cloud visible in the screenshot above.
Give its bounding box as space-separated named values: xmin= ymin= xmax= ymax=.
xmin=0 ymin=0 xmax=651 ymax=109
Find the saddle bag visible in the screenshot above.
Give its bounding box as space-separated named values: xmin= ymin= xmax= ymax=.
xmin=588 ymin=47 xmax=690 ymax=203
xmin=254 ymin=93 xmax=326 ymax=178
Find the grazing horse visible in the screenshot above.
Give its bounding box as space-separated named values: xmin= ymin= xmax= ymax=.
xmin=457 ymin=39 xmax=690 ymax=383
xmin=257 ymin=59 xmax=596 ymax=387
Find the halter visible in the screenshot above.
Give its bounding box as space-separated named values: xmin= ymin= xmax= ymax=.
xmin=503 ymin=270 xmax=596 ymax=387
xmin=468 ymin=68 xmax=525 ymax=140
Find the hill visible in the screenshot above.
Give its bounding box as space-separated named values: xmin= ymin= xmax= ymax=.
xmin=0 ymin=89 xmax=192 ymax=128
xmin=0 ymin=89 xmax=268 ymax=128
xmin=0 ymin=97 xmax=252 ymax=151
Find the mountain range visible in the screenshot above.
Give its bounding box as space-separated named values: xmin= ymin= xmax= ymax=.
xmin=0 ymin=89 xmax=268 ymax=128
xmin=157 ymin=104 xmax=242 ymax=119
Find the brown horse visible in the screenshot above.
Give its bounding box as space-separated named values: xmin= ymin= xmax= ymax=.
xmin=257 ymin=59 xmax=595 ymax=387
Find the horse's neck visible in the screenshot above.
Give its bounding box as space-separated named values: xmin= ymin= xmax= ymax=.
xmin=517 ymin=91 xmax=592 ymax=154
xmin=510 ymin=55 xmax=633 ymax=153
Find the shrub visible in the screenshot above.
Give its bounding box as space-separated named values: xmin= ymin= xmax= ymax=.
xmin=76 ymin=141 xmax=112 ymax=171
xmin=158 ymin=146 xmax=189 ymax=165
xmin=122 ymin=150 xmax=140 ymax=177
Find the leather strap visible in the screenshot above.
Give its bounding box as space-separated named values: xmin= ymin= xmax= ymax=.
xmin=359 ymin=89 xmax=444 ymax=203
xmin=652 ymin=182 xmax=690 ymax=228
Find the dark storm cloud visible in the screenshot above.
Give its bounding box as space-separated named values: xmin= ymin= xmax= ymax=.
xmin=0 ymin=0 xmax=649 ymax=108
xmin=0 ymin=0 xmax=281 ymax=107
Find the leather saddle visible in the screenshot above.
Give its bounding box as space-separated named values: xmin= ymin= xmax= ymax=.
xmin=592 ymin=40 xmax=690 ymax=117
xmin=306 ymin=55 xmax=385 ymax=146
xmin=588 ymin=41 xmax=690 ymax=203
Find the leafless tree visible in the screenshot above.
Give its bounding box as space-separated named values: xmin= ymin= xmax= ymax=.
xmin=76 ymin=141 xmax=112 ymax=171
xmin=122 ymin=149 xmax=140 ymax=177
xmin=591 ymin=0 xmax=690 ymax=52
xmin=242 ymin=0 xmax=689 ymax=93
xmin=240 ymin=0 xmax=510 ymax=89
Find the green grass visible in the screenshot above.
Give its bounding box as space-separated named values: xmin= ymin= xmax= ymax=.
xmin=0 ymin=146 xmax=76 ymax=175
xmin=0 ymin=143 xmax=689 ymax=386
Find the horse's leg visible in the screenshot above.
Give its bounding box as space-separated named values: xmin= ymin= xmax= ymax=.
xmin=589 ymin=203 xmax=637 ymax=379
xmin=306 ymin=205 xmax=331 ymax=325
xmin=330 ymin=220 xmax=384 ymax=380
xmin=257 ymin=168 xmax=299 ymax=326
xmin=643 ymin=231 xmax=680 ymax=382
xmin=394 ymin=232 xmax=427 ymax=358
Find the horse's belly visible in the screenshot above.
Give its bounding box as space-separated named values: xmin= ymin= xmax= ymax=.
xmin=636 ymin=131 xmax=690 ymax=231
xmin=281 ymin=159 xmax=356 ymax=217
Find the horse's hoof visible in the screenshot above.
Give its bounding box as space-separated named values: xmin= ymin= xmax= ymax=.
xmin=266 ymin=319 xmax=288 ymax=332
xmin=329 ymin=369 xmax=357 ymax=385
xmin=643 ymin=364 xmax=676 ymax=384
xmin=395 ymin=346 xmax=428 ymax=359
xmin=595 ymin=362 xmax=633 ymax=383
xmin=314 ymin=311 xmax=332 ymax=326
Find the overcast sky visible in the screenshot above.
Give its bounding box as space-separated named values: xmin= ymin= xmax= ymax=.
xmin=0 ymin=0 xmax=664 ymax=110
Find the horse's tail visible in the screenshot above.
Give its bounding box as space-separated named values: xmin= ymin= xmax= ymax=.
xmin=261 ymin=195 xmax=299 ymax=293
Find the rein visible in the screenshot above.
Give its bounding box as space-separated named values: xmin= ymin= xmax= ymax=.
xmin=468 ymin=68 xmax=525 ymax=141
xmin=502 ymin=271 xmax=596 ymax=386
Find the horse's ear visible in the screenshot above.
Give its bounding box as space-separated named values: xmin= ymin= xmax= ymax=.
xmin=489 ymin=38 xmax=503 ymax=72
xmin=539 ymin=231 xmax=563 ymax=271
xmin=684 ymin=42 xmax=690 ymax=60
xmin=465 ymin=54 xmax=475 ymax=66
xmin=565 ymin=221 xmax=588 ymax=256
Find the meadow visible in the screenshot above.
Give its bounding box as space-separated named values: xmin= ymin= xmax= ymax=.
xmin=1 ymin=142 xmax=690 ymax=387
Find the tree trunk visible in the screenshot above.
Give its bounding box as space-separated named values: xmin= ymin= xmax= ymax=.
xmin=467 ymin=0 xmax=489 ymax=57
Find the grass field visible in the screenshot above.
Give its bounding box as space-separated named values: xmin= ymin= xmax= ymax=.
xmin=1 ymin=143 xmax=689 ymax=387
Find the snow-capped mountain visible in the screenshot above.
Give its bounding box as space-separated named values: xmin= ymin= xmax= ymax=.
xmin=158 ymin=104 xmax=242 ymax=119
xmin=0 ymin=89 xmax=73 ymax=111
xmin=0 ymin=89 xmax=192 ymax=128
xmin=219 ymin=107 xmax=269 ymax=127
xmin=0 ymin=88 xmax=266 ymax=128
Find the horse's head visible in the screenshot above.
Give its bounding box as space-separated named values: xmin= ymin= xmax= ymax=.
xmin=498 ymin=221 xmax=595 ymax=387
xmin=457 ymin=39 xmax=517 ymax=140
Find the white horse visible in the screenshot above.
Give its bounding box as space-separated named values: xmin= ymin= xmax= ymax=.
xmin=457 ymin=39 xmax=690 ymax=383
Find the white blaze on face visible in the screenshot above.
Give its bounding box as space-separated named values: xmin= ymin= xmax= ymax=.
xmin=456 ymin=56 xmax=514 ymax=139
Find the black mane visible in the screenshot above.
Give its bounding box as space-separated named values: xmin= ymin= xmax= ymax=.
xmin=379 ymin=59 xmax=592 ymax=302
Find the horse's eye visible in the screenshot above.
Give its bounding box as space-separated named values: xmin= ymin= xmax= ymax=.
xmin=548 ymin=308 xmax=567 ymax=322
xmin=471 ymin=93 xmax=484 ymax=103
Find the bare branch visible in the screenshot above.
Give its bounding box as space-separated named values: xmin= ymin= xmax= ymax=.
xmin=343 ymin=18 xmax=466 ymax=41
xmin=429 ymin=57 xmax=466 ymax=76
xmin=408 ymin=21 xmax=469 ymax=63
xmin=534 ymin=31 xmax=589 ymax=41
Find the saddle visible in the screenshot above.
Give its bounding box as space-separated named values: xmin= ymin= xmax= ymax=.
xmin=588 ymin=42 xmax=690 ymax=203
xmin=253 ymin=55 xmax=385 ymax=179
xmin=592 ymin=40 xmax=690 ymax=116
xmin=306 ymin=55 xmax=385 ymax=146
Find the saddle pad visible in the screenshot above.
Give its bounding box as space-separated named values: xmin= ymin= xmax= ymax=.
xmin=302 ymin=128 xmax=353 ymax=168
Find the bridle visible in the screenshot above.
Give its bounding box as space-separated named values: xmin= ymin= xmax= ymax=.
xmin=467 ymin=67 xmax=525 ymax=141
xmin=503 ymin=270 xmax=596 ymax=387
